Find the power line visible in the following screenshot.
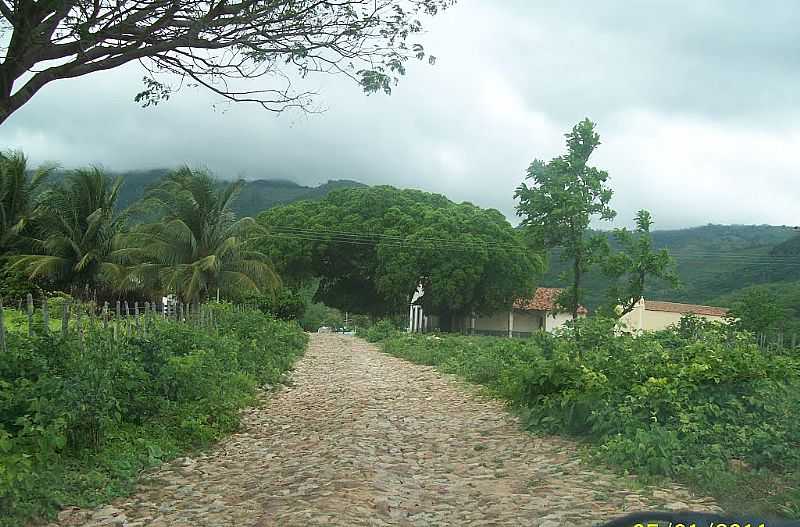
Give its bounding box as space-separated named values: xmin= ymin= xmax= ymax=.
xmin=268 ymin=226 xmax=800 ymax=260
xmin=260 ymin=230 xmax=800 ymax=267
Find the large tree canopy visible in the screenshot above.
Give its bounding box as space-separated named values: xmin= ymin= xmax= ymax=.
xmin=257 ymin=186 xmax=543 ymax=321
xmin=0 ymin=0 xmax=454 ymax=125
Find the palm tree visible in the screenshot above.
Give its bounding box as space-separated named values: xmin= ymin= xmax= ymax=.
xmin=121 ymin=167 xmax=280 ymax=304
xmin=0 ymin=151 xmax=54 ymax=253
xmin=11 ymin=167 xmax=127 ymax=296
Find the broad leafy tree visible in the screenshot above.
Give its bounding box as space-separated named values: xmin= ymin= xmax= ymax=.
xmin=726 ymin=288 xmax=789 ymax=336
xmin=0 ymin=151 xmax=53 ymax=253
xmin=600 ymin=210 xmax=679 ymax=318
xmin=515 ymin=118 xmax=616 ymax=320
xmin=0 ymin=0 xmax=454 ymax=125
xmin=122 ymin=167 xmax=279 ymax=304
xmin=11 ymin=167 xmax=127 ymax=296
xmin=258 ymin=186 xmax=542 ymax=326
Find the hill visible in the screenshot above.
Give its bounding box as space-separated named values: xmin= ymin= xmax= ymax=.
xmin=542 ymin=224 xmax=800 ymax=309
xmin=232 ymin=178 xmax=367 ymax=217
xmin=52 ymin=168 xmax=367 ymax=217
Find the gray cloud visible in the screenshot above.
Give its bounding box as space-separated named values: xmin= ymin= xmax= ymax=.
xmin=2 ymin=0 xmax=799 ymax=230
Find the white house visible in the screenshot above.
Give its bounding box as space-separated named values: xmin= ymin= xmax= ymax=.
xmin=409 ymin=287 xmax=586 ymax=337
xmin=618 ymin=297 xmax=729 ymax=333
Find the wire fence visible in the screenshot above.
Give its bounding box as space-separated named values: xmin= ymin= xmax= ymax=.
xmin=756 ymin=330 xmax=799 ymax=352
xmin=0 ymin=293 xmax=219 ymax=352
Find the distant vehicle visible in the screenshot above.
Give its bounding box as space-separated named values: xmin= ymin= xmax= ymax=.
xmin=317 ymin=326 xmax=333 ymax=333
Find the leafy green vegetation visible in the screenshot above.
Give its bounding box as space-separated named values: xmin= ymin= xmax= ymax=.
xmin=119 ymin=168 xmax=280 ymax=304
xmin=1 ymin=157 xmax=286 ymax=306
xmin=0 ymin=305 xmax=307 ymax=526
xmin=11 ymin=167 xmax=127 ymax=293
xmin=714 ymin=281 xmax=800 ymax=338
xmin=376 ymin=318 xmax=800 ymax=518
xmin=300 ymin=303 xmax=344 ymax=332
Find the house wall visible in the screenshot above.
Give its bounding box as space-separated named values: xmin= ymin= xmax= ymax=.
xmin=544 ymin=312 xmax=577 ymax=332
xmin=513 ymin=310 xmax=545 ymax=332
xmin=641 ymin=310 xmax=726 ymax=331
xmin=619 ymin=302 xmax=727 ymax=332
xmin=473 ymin=312 xmax=510 ymax=332
xmin=471 ymin=309 xmax=551 ymax=336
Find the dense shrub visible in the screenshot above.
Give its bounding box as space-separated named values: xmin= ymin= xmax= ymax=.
xmin=357 ymin=319 xmax=400 ymax=342
xmin=0 ymin=304 xmax=307 ymax=526
xmin=237 ymin=289 xmax=307 ymax=321
xmin=300 ymin=302 xmax=344 ymax=332
xmin=380 ymin=316 xmax=800 ymax=517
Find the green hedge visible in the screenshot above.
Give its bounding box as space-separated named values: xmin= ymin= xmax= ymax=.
xmin=0 ymin=304 xmax=307 ymax=526
xmin=379 ymin=317 xmax=800 ymax=517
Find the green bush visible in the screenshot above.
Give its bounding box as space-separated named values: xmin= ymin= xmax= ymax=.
xmin=237 ymin=289 xmax=306 ymax=321
xmin=300 ymin=302 xmax=343 ymax=332
xmin=358 ymin=319 xmax=400 ymax=342
xmin=379 ymin=315 xmax=800 ymax=517
xmin=0 ymin=305 xmax=307 ymax=526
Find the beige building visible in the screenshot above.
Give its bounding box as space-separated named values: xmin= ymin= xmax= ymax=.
xmin=467 ymin=287 xmax=587 ymax=337
xmin=409 ymin=287 xmax=584 ymax=336
xmin=618 ymin=298 xmax=729 ymax=333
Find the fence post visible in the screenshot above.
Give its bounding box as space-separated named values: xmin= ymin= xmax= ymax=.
xmin=178 ymin=302 xmax=184 ymax=323
xmin=103 ymin=302 xmax=109 ymax=329
xmin=89 ymin=304 xmax=96 ymax=331
xmin=122 ymin=301 xmax=129 ymax=337
xmin=0 ymin=299 xmax=6 ymax=353
xmin=27 ymin=293 xmax=34 ymax=336
xmin=134 ymin=301 xmax=140 ymax=334
xmin=76 ymin=304 xmax=83 ymax=337
xmin=78 ymin=318 xmax=85 ymax=350
xmin=40 ymin=295 xmax=49 ymax=334
xmin=61 ymin=300 xmax=70 ymax=336
xmin=144 ymin=302 xmax=150 ymax=337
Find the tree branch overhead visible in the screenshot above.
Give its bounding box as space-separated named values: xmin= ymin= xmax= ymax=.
xmin=0 ymin=0 xmax=455 ymax=124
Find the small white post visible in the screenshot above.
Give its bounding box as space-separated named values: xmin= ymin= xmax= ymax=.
xmin=508 ymin=310 xmax=514 ymax=338
xmin=408 ymin=303 xmax=414 ymax=332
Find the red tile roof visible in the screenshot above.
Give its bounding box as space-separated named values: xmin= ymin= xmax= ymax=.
xmin=644 ymin=300 xmax=728 ymax=317
xmin=514 ymin=287 xmax=588 ymax=315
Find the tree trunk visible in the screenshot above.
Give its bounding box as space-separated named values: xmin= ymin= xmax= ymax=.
xmin=572 ymin=252 xmax=581 ymax=321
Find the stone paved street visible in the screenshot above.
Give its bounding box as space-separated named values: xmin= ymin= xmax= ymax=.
xmin=58 ymin=334 xmax=720 ymax=527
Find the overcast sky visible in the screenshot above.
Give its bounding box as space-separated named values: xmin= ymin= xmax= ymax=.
xmin=2 ymin=0 xmax=799 ymax=230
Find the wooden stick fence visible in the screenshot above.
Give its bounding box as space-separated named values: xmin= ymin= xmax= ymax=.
xmin=0 ymin=297 xmax=221 ymax=346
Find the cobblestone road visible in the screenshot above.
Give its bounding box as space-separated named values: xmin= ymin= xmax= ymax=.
xmin=58 ymin=334 xmax=719 ymax=527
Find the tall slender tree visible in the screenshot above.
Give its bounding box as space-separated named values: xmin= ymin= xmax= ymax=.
xmin=600 ymin=210 xmax=679 ymax=318
xmin=515 ymin=119 xmax=616 ymax=321
xmin=122 ymin=167 xmax=280 ymax=304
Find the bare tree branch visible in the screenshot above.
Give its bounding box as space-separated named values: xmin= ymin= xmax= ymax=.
xmin=0 ymin=0 xmax=455 ymax=124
